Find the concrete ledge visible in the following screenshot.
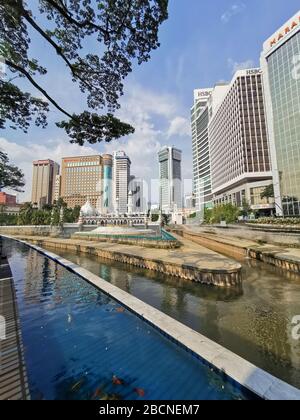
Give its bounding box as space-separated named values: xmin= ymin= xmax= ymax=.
xmin=4 ymin=235 xmax=242 ymax=288
xmin=246 ymin=223 xmax=300 ymax=234
xmin=4 ymin=235 xmax=300 ymax=400
xmin=181 ymin=228 xmax=300 ymax=275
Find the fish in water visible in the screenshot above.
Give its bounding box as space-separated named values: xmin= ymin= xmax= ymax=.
xmin=134 ymin=388 xmax=145 ymax=397
xmin=112 ymin=375 xmax=124 ymax=385
xmin=71 ymin=378 xmax=85 ymax=392
xmin=116 ymin=307 xmax=125 ymax=313
xmin=92 ymin=387 xmax=103 ymax=399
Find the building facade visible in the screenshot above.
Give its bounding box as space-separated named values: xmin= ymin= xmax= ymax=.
xmin=31 ymin=159 xmax=60 ymax=208
xmin=112 ymin=151 xmax=131 ymax=214
xmin=191 ymin=89 xmax=213 ymax=211
xmin=209 ymin=68 xmax=274 ymax=214
xmin=60 ymin=155 xmax=102 ymax=208
xmin=101 ymin=154 xmax=113 ymax=214
xmin=158 ymin=146 xmax=182 ymax=213
xmin=191 ymin=85 xmax=229 ymax=212
xmin=261 ymin=11 xmax=300 ymax=216
xmin=0 ymin=192 xmax=17 ymax=206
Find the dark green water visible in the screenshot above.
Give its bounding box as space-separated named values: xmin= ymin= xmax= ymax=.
xmin=46 ymin=247 xmax=300 ymax=389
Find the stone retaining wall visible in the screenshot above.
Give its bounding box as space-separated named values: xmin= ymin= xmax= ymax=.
xmin=248 ymin=248 xmax=300 ymax=274
xmin=175 ymin=229 xmax=248 ymax=259
xmin=198 ymin=225 xmax=300 ymax=248
xmin=175 ymin=229 xmax=300 ymax=275
xmin=16 ymin=236 xmax=241 ymax=288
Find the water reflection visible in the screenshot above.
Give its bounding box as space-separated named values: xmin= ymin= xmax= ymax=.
xmin=51 ymin=248 xmax=300 ymax=389
xmin=5 ymin=239 xmax=253 ymax=401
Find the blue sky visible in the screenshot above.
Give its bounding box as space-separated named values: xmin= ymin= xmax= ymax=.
xmin=1 ymin=0 xmax=300 ymax=202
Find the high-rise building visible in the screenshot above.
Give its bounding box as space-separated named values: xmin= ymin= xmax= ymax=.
xmin=158 ymin=146 xmax=182 ymax=213
xmin=101 ymin=154 xmax=113 ymax=214
xmin=261 ymin=11 xmax=300 ymax=216
xmin=209 ymin=69 xmax=274 ymax=214
xmin=0 ymin=192 xmax=17 ymax=206
xmin=31 ymin=159 xmax=60 ymax=208
xmin=184 ymin=194 xmax=196 ymax=210
xmin=60 ymin=155 xmax=102 ymax=208
xmin=191 ymin=85 xmax=228 ymax=211
xmin=112 ymin=151 xmax=131 ymax=214
xmin=191 ymin=89 xmax=213 ymax=211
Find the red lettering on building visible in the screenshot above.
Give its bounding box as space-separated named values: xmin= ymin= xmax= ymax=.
xmin=270 ymin=16 xmax=300 ymax=48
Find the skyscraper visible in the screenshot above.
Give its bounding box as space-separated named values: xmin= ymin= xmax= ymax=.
xmin=31 ymin=159 xmax=60 ymax=208
xmin=101 ymin=154 xmax=113 ymax=214
xmin=209 ymin=68 xmax=274 ymax=214
xmin=191 ymin=85 xmax=228 ymax=211
xmin=158 ymin=146 xmax=182 ymax=213
xmin=60 ymin=155 xmax=102 ymax=208
xmin=261 ymin=11 xmax=300 ymax=216
xmin=112 ymin=151 xmax=131 ymax=214
xmin=191 ymin=89 xmax=213 ymax=211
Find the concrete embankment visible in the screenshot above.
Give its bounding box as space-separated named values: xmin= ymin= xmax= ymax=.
xmin=2 ymin=234 xmax=242 ymax=288
xmin=178 ymin=227 xmax=300 ymax=275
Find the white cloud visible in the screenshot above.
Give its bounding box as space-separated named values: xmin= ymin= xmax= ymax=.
xmin=221 ymin=3 xmax=246 ymax=24
xmin=227 ymin=58 xmax=256 ymax=74
xmin=105 ymin=84 xmax=191 ymax=182
xmin=167 ymin=116 xmax=190 ymax=138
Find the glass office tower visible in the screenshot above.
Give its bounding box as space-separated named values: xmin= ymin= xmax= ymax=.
xmin=261 ymin=12 xmax=300 ymax=216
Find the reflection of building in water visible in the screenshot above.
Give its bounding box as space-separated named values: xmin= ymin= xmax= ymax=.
xmin=283 ymin=289 xmax=300 ymax=385
xmin=100 ymin=264 xmax=132 ymax=292
xmin=161 ymin=284 xmax=187 ymax=316
xmin=24 ymin=250 xmax=57 ymax=303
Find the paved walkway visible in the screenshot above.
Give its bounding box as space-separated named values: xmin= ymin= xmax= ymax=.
xmin=0 ymin=257 xmax=30 ymax=400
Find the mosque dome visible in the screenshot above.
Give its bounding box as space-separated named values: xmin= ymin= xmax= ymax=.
xmin=80 ymin=199 xmax=96 ymax=217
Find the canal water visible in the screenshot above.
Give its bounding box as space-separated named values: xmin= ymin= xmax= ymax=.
xmin=49 ymin=246 xmax=300 ymax=390
xmin=4 ymin=238 xmax=255 ymax=400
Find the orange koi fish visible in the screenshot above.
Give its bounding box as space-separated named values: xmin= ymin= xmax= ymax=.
xmin=112 ymin=375 xmax=124 ymax=385
xmin=134 ymin=388 xmax=145 ymax=397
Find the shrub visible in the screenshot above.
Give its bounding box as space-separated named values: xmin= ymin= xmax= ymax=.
xmin=248 ymin=217 xmax=300 ymax=226
xmin=204 ymin=204 xmax=240 ymax=224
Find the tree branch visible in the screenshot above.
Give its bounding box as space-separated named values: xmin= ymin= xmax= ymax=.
xmin=20 ymin=5 xmax=97 ymax=93
xmin=44 ymin=0 xmax=110 ymax=38
xmin=6 ymin=59 xmax=74 ymax=121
